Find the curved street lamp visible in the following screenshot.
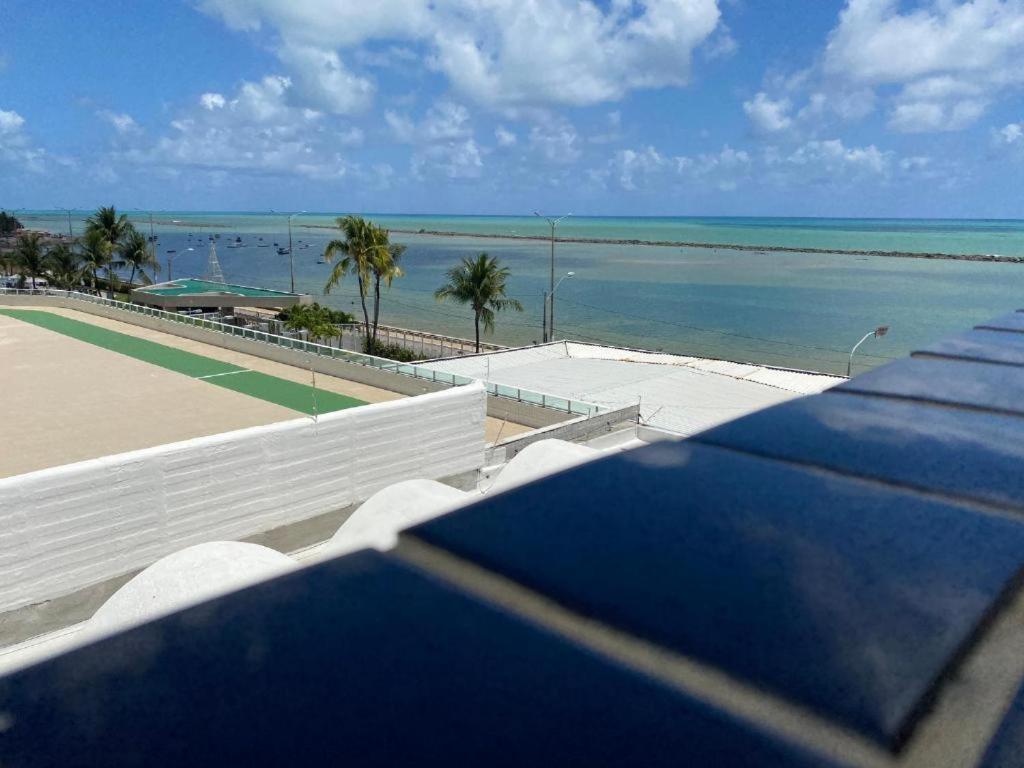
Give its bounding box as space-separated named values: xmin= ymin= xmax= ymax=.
xmin=545 ymin=271 xmax=575 ymax=342
xmin=534 ymin=210 xmax=572 ymax=342
xmin=848 ymin=325 xmax=889 ymax=377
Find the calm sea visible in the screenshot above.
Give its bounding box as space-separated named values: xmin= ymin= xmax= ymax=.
xmin=17 ymin=211 xmax=1024 ymax=375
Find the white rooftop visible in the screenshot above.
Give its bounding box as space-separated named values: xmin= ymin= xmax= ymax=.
xmin=420 ymin=341 xmax=844 ymax=437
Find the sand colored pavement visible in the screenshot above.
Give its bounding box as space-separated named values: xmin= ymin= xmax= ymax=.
xmin=27 ymin=307 xmax=530 ymax=442
xmin=0 ymin=312 xmax=298 ymax=478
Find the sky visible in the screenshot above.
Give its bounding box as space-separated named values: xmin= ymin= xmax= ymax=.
xmin=1 ymin=0 xmax=1023 ymax=218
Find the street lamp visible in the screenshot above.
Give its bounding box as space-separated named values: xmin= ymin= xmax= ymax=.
xmin=848 ymin=325 xmax=889 ymax=377
xmin=53 ymin=205 xmax=77 ymax=238
xmin=534 ymin=210 xmax=571 ymax=342
xmin=271 ymin=210 xmax=306 ymax=293
xmin=545 ymin=271 xmax=575 ymax=342
xmin=168 ymin=246 xmax=194 ymax=282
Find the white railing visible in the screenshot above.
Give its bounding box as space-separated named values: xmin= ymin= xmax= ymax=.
xmin=0 ymin=288 xmax=600 ymax=417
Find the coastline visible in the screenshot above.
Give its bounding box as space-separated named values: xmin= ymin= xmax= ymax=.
xmin=375 ymin=228 xmax=1024 ymax=263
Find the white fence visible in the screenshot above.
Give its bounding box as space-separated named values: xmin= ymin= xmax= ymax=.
xmin=0 ymin=289 xmax=598 ymax=417
xmin=0 ymin=384 xmax=487 ymax=614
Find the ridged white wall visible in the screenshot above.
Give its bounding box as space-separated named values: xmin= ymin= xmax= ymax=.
xmin=0 ymin=384 xmax=486 ymax=613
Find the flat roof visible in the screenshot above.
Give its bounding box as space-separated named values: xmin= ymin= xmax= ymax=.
xmin=136 ymin=278 xmax=298 ymax=299
xmin=420 ymin=341 xmax=844 ymax=437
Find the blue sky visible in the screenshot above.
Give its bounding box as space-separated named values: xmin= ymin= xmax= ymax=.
xmin=1 ymin=0 xmax=1022 ymax=217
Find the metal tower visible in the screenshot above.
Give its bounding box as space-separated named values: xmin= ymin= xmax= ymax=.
xmin=205 ymin=241 xmax=225 ymax=283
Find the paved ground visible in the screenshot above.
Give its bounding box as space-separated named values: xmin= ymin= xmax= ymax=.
xmin=0 ymin=310 xmax=366 ymax=415
xmin=0 ymin=312 xmax=298 ymax=478
xmin=1 ymin=307 xmax=530 ymax=476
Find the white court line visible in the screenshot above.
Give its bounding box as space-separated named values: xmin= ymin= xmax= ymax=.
xmin=197 ymin=369 xmax=252 ymax=380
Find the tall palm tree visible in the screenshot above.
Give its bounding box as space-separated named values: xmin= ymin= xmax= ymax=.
xmin=79 ymin=229 xmax=110 ymax=293
xmin=46 ymin=243 xmax=83 ymax=290
xmin=370 ymin=241 xmax=405 ymax=345
xmin=85 ymin=206 xmax=134 ymax=298
xmin=434 ymin=253 xmax=523 ymax=352
xmin=119 ymin=229 xmax=160 ymax=288
xmin=14 ymin=233 xmax=47 ymax=289
xmin=323 ymin=215 xmax=383 ymax=343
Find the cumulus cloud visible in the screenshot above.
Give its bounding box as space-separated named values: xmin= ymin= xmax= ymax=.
xmin=411 ymin=139 xmax=483 ymax=179
xmin=97 ymin=110 xmax=141 ymax=135
xmin=128 ymin=75 xmax=357 ymax=180
xmin=743 ymin=93 xmax=793 ymax=133
xmin=198 ymin=0 xmax=724 ymax=109
xmin=495 ymin=126 xmax=517 ymax=147
xmin=386 ymin=100 xmax=473 ymax=144
xmin=823 ymin=0 xmax=1024 ymax=132
xmin=0 ymin=108 xmax=63 ymax=174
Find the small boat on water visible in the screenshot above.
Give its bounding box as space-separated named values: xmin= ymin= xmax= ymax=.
xmin=227 ymin=236 xmax=243 ymax=249
xmin=277 ymin=247 xmax=290 ymax=255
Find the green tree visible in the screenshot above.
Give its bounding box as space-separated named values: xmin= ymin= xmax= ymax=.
xmin=14 ymin=233 xmax=47 ymax=289
xmin=434 ymin=253 xmax=523 ymax=352
xmin=323 ymin=215 xmax=383 ymax=342
xmin=0 ymin=211 xmax=22 ymax=235
xmin=79 ymin=229 xmax=110 ymax=293
xmin=119 ymin=228 xmax=160 ymax=288
xmin=284 ymin=302 xmax=341 ymax=345
xmin=370 ymin=242 xmax=405 ymax=344
xmin=85 ymin=206 xmax=134 ymax=298
xmin=46 ymin=243 xmax=84 ymax=290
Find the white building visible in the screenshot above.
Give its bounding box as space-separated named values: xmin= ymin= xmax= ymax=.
xmin=419 ymin=341 xmax=844 ymax=437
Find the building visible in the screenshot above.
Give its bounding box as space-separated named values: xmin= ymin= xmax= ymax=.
xmin=419 ymin=340 xmax=844 ymax=437
xmin=130 ymin=277 xmax=308 ymax=314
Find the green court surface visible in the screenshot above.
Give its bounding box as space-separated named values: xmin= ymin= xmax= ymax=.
xmin=0 ymin=309 xmax=366 ymax=416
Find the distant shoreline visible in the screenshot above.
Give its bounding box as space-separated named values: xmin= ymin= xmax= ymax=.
xmin=379 ymin=228 xmax=1024 ymax=263
xmin=125 ymin=218 xmax=1024 ymax=263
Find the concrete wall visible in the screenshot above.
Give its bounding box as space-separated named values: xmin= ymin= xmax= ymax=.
xmin=486 ymin=404 xmax=641 ymax=464
xmin=0 ymin=384 xmax=487 ymax=614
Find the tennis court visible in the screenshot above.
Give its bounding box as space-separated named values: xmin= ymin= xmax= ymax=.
xmin=0 ymin=309 xmax=365 ymax=416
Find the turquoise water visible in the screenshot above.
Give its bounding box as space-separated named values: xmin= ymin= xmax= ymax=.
xmin=16 ymin=211 xmax=1024 ymax=375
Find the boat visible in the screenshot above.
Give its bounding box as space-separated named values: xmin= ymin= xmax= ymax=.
xmin=277 ymin=247 xmax=290 ymax=255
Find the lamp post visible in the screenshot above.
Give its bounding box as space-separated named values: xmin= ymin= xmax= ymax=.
xmin=546 ymin=271 xmax=575 ymax=342
xmin=272 ymin=210 xmax=306 ymax=293
xmin=53 ymin=205 xmax=76 ymax=238
xmin=848 ymin=325 xmax=889 ymax=377
xmin=534 ymin=211 xmax=571 ymax=342
xmin=169 ymin=246 xmax=193 ymax=282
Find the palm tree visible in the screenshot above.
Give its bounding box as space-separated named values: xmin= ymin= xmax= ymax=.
xmin=14 ymin=233 xmax=47 ymax=289
xmin=284 ymin=303 xmax=340 ymax=345
xmin=79 ymin=229 xmax=110 ymax=293
xmin=323 ymin=215 xmax=383 ymax=343
xmin=85 ymin=206 xmax=134 ymax=298
xmin=434 ymin=253 xmax=523 ymax=352
xmin=46 ymin=244 xmax=84 ymax=290
xmin=119 ymin=229 xmax=160 ymax=289
xmin=370 ymin=242 xmax=405 ymax=345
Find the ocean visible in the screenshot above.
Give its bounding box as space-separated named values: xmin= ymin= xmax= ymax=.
xmin=16 ymin=211 xmax=1024 ymax=376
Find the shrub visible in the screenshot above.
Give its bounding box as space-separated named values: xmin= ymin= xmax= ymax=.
xmin=364 ymin=338 xmax=417 ymax=362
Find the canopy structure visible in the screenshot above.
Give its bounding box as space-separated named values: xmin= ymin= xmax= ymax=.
xmin=131 ymin=278 xmax=308 ymax=312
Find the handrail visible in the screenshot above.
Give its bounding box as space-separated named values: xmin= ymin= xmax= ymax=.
xmin=0 ymin=288 xmax=601 ymax=417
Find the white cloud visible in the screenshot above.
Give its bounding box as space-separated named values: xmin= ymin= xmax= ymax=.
xmin=128 ymin=75 xmax=355 ymax=180
xmin=780 ymin=138 xmax=891 ymax=177
xmin=412 ymin=139 xmax=483 ymax=179
xmin=529 ymin=119 xmax=581 ymax=163
xmin=97 ymin=110 xmax=141 ymax=135
xmin=614 ymin=146 xmax=667 ymax=190
xmin=823 ymin=0 xmax=1024 ymax=132
xmin=0 ymin=108 xmax=25 ymax=134
xmin=998 ymin=121 xmax=1024 ymax=144
xmin=198 ymin=0 xmax=725 ymax=108
xmin=276 ymin=45 xmax=374 ymax=114
xmin=495 ymin=126 xmax=517 ymax=147
xmin=743 ymin=92 xmax=793 ymax=133
xmin=200 ymin=93 xmax=226 ymax=110
xmin=387 ymin=100 xmax=473 ymax=144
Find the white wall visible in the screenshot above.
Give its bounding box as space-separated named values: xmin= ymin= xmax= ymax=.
xmin=0 ymin=384 xmax=486 ymax=613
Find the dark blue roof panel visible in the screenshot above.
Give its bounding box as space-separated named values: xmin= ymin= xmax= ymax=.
xmin=0 ymin=551 xmax=838 ymax=768
xmin=693 ymin=392 xmax=1024 ymax=512
xmin=839 ymin=357 xmax=1024 ymax=414
xmin=413 ymin=441 xmax=1024 ymax=746
xmin=917 ymin=329 xmax=1024 ymax=366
